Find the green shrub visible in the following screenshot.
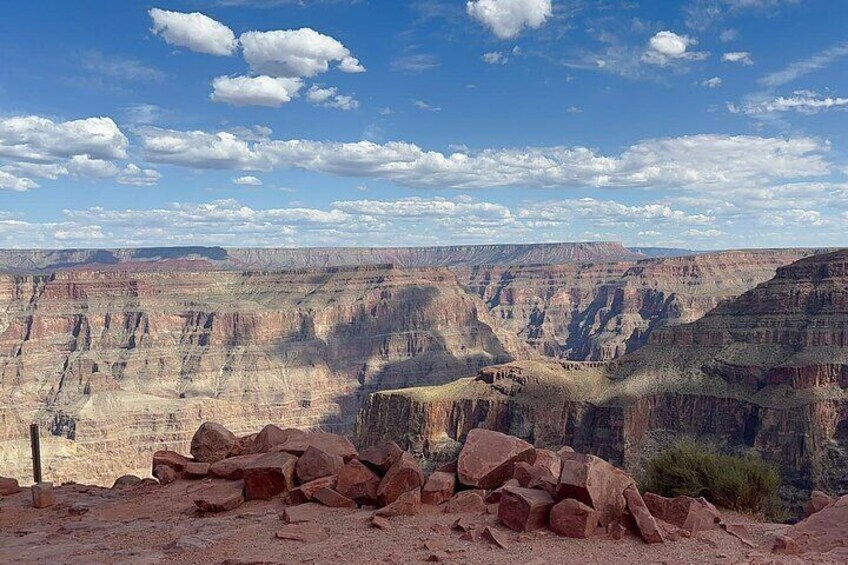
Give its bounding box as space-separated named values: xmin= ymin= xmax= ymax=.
xmin=640 ymin=441 xmax=783 ymax=518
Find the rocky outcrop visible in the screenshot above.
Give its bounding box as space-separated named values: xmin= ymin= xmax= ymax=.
xmin=357 ymin=250 xmax=848 ymax=493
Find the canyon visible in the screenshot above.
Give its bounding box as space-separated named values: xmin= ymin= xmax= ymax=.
xmin=0 ymin=244 xmax=829 ymax=484
xmin=357 ymin=250 xmax=848 ymax=495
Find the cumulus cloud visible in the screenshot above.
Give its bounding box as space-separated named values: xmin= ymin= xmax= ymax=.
xmin=234 ymin=175 xmax=263 ymax=186
xmin=642 ymin=31 xmax=708 ymax=66
xmin=149 ymin=8 xmax=237 ymax=56
xmin=117 ymin=164 xmax=162 ymax=186
xmin=722 ymin=51 xmax=753 ymax=64
xmin=210 ymin=75 xmax=304 ymax=107
xmin=305 ymin=85 xmax=359 ymax=110
xmin=482 ymin=51 xmax=509 ymax=64
xmin=0 ymin=169 xmax=38 ymax=191
xmin=728 ymin=90 xmax=848 ymax=115
xmin=240 ymin=28 xmax=365 ymax=77
xmin=467 ymin=0 xmax=552 ymax=39
xmin=701 ymin=76 xmax=723 ymax=88
xmin=136 ymin=127 xmax=834 ymax=191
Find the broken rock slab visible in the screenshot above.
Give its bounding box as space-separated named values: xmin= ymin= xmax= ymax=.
xmin=457 ymin=429 xmax=535 ymax=490
xmin=376 ymin=452 xmax=425 ymax=506
xmin=498 ymin=486 xmax=554 ymax=533
xmin=190 ymin=422 xmax=237 ymax=463
xmin=194 ymin=480 xmax=245 ymax=513
xmin=623 ymin=484 xmax=664 ymax=544
xmin=243 ymin=452 xmax=297 ymax=500
xmin=549 ymin=498 xmax=600 ymax=539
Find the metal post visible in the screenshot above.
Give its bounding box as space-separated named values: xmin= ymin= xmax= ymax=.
xmin=30 ymin=423 xmax=42 ymax=484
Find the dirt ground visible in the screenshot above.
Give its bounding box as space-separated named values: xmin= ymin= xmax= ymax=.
xmin=0 ymin=481 xmax=843 ymax=565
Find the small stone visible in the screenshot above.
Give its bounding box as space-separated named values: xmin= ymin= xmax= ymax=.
xmin=371 ymin=515 xmax=391 ymax=530
xmin=190 ymin=422 xmax=237 ymax=463
xmin=443 ymin=491 xmax=486 ymax=514
xmin=451 ymin=516 xmax=477 ymax=532
xmin=31 ymin=482 xmax=55 ymax=508
xmin=721 ymin=523 xmax=756 ymax=548
xmin=422 ymin=471 xmax=456 ymax=506
xmin=282 ymin=503 xmax=323 ymax=524
xmin=275 ymin=523 xmax=329 ymax=543
xmin=68 ymin=502 xmax=90 ymax=515
xmin=426 ymin=552 xmax=448 ymax=562
xmin=431 ymin=523 xmax=450 ymax=534
xmin=423 ymin=539 xmax=447 ymax=552
xmin=111 ymin=475 xmax=142 ymax=489
xmin=193 ymin=480 xmax=245 ymax=513
xmin=608 ymin=522 xmax=626 ymax=540
xmin=0 ymin=477 xmax=21 ymax=495
xmin=287 ymin=475 xmax=338 ymax=505
xmin=803 ymin=490 xmax=833 ymax=518
xmin=482 ymin=526 xmax=509 ymax=549
xmin=312 ymin=487 xmax=356 ymax=508
xmin=772 ymin=534 xmax=801 ymax=555
xmin=152 ymin=450 xmax=190 ymax=476
xmin=375 ymin=488 xmax=421 ymax=518
xmin=153 ymin=465 xmax=177 ymax=485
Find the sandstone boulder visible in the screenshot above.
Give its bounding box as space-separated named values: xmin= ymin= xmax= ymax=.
xmin=642 ymin=493 xmax=720 ymax=534
xmin=377 ymin=452 xmax=425 ymax=507
xmin=498 ymin=486 xmax=554 ymax=532
xmin=250 ymin=425 xmax=305 ymax=454
xmin=335 ymin=459 xmax=380 ymax=505
xmin=359 ymin=441 xmax=403 ymax=474
xmin=209 ymin=453 xmax=264 ymax=480
xmin=375 ymin=488 xmax=421 ymax=518
xmin=229 ymin=433 xmax=258 ymax=456
xmin=421 ymin=471 xmax=456 ymax=506
xmin=151 ymin=450 xmax=190 ymax=475
xmin=153 ymin=464 xmax=177 ymax=485
xmin=296 ymin=445 xmax=344 ymax=484
xmin=623 ymin=485 xmax=664 ymax=544
xmin=0 ymin=477 xmax=20 ymax=495
xmin=184 ymin=461 xmax=210 ymax=479
xmin=313 ymin=487 xmax=356 ymax=508
xmin=193 ymin=480 xmax=245 ymax=513
xmin=803 ymin=490 xmax=833 ymax=518
xmin=112 ymin=475 xmax=142 ymax=489
xmin=243 ymin=451 xmax=297 ymax=500
xmin=533 ymin=449 xmax=562 ymax=480
xmin=275 ymin=432 xmax=357 ymax=462
xmin=557 ymin=452 xmax=634 ymax=526
xmin=190 ymin=422 xmax=237 ymax=463
xmin=287 ymin=475 xmax=338 ymax=505
xmin=457 ymin=429 xmax=535 ymax=490
xmin=485 ymin=478 xmax=519 ymax=504
xmin=444 ymin=491 xmax=486 ymax=514
xmin=784 ymin=495 xmax=848 ymax=555
xmin=549 ymin=498 xmax=600 ymax=539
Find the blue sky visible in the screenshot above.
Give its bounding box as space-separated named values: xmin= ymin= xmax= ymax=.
xmin=1 ymin=0 xmax=847 ymax=249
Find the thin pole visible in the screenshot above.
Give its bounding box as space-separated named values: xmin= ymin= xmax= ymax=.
xmin=30 ymin=423 xmax=42 ymax=484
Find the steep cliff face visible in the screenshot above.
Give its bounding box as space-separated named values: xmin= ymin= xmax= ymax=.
xmin=357 ymin=250 xmax=848 ymax=492
xmin=458 ymin=249 xmax=820 ymax=361
xmin=0 ymin=266 xmax=523 ymax=484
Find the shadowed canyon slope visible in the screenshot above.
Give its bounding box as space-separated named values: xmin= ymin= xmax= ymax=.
xmin=357 ymin=250 xmax=848 ymax=493
xmin=0 ymin=246 xmax=825 ymax=484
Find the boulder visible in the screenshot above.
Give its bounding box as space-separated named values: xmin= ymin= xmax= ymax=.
xmin=112 ymin=475 xmax=142 ymax=489
xmin=772 ymin=534 xmax=801 ymax=555
xmin=549 ymin=498 xmax=600 ymax=539
xmin=193 ymin=480 xmax=245 ymax=513
xmin=375 ymin=488 xmax=421 ymax=518
xmin=275 ymin=432 xmax=357 ymax=462
xmin=250 ymin=425 xmax=305 ymax=454
xmin=556 ymin=452 xmax=634 ymax=526
xmin=371 ymin=515 xmax=392 ymax=530
xmin=803 ymin=490 xmax=833 ymax=518
xmin=287 ymin=475 xmax=338 ymax=505
xmin=229 ymin=433 xmax=258 ymax=456
xmin=642 ymin=493 xmax=720 ymax=534
xmin=533 ymin=449 xmax=563 ymax=480
xmin=498 ymin=486 xmax=554 ymax=532
xmin=151 ymin=450 xmax=190 ymax=475
xmin=313 ymin=487 xmax=356 ymax=508
xmin=458 ymin=429 xmax=535 ymax=490
xmin=153 ymin=464 xmax=177 ymax=485
xmin=335 ymin=459 xmax=380 ymax=505
xmin=243 ymin=451 xmax=298 ymax=500
xmin=359 ymin=441 xmax=404 ymax=474
xmin=209 ymin=453 xmax=264 ymax=480
xmin=184 ymin=462 xmax=210 ymax=479
xmin=190 ymin=422 xmax=237 ymax=463
xmin=377 ymin=452 xmax=425 ymax=507
xmin=485 ymin=478 xmax=519 ymax=504
xmin=0 ymin=477 xmax=21 ymax=495
xmin=296 ymin=446 xmax=344 ymax=484
xmin=443 ymin=491 xmax=486 ymax=514
xmin=623 ymin=485 xmax=664 ymax=544
xmin=421 ymin=471 xmax=456 ymax=506
xmin=784 ymin=494 xmax=848 ymax=555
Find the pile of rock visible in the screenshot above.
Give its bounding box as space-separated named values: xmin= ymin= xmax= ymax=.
xmin=148 ymin=423 xmax=741 ymax=546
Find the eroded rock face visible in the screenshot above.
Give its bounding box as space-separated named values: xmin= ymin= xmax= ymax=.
xmin=356 ymin=250 xmax=848 ymax=494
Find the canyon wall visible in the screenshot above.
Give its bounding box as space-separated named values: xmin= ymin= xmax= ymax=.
xmin=357 ymin=250 xmax=848 ymax=493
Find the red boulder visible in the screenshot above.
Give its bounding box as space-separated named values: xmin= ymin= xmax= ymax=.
xmin=275 ymin=432 xmax=357 ymax=462
xmin=642 ymin=493 xmax=720 ymax=534
xmin=549 ymin=498 xmax=600 ymax=539
xmin=335 ymin=459 xmax=380 ymax=505
xmin=557 ymin=452 xmax=634 ymax=526
xmin=421 ymin=471 xmax=456 ymax=506
xmin=376 ymin=452 xmax=425 ymax=507
xmin=243 ymin=451 xmax=297 ymax=500
xmin=250 ymin=425 xmax=305 ymax=454
xmin=359 ymin=441 xmax=404 ymax=474
xmin=498 ymin=486 xmax=554 ymax=532
xmin=209 ymin=453 xmax=264 ymax=480
xmin=457 ymin=429 xmax=535 ymax=490
xmin=295 ymin=445 xmax=344 ymax=484
xmin=190 ymin=422 xmax=237 ymax=463
xmin=193 ymin=480 xmax=245 ymax=513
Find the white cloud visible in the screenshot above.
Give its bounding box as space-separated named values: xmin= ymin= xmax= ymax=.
xmin=0 ymin=115 xmax=128 ymax=162
xmin=390 ymin=54 xmax=440 ymax=73
xmin=149 ymin=8 xmax=237 ymax=56
xmin=701 ymin=76 xmax=723 ymax=88
xmin=642 ymin=31 xmax=708 ymax=66
xmin=240 ymin=28 xmax=365 ymax=78
xmin=210 ymin=75 xmax=304 ymax=107
xmin=117 ymin=164 xmax=162 ymax=186
xmin=482 ymin=51 xmax=508 ymax=64
xmin=759 ymin=42 xmax=848 ymax=88
xmin=137 ymin=127 xmax=835 ymax=191
xmin=305 ymin=85 xmax=359 ymax=110
xmin=728 ymin=90 xmax=848 ymax=115
xmin=719 ymin=28 xmax=738 ymax=43
xmin=0 ymin=169 xmax=38 ymax=191
xmin=412 ymin=100 xmax=441 ymax=112
xmin=722 ymin=51 xmax=753 ymax=64
xmin=234 ymin=175 xmax=263 ymax=186
xmin=466 ymin=0 xmax=552 ymax=39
